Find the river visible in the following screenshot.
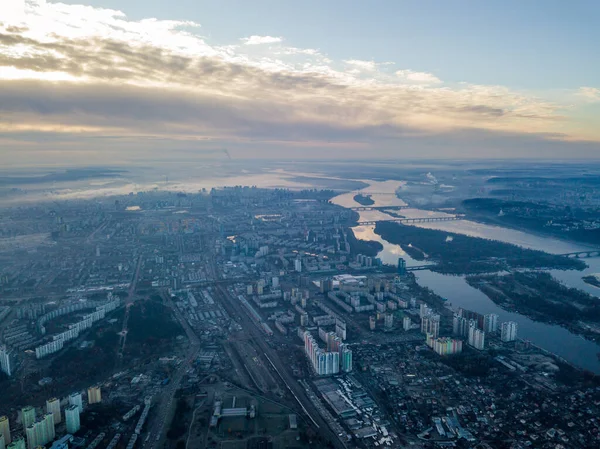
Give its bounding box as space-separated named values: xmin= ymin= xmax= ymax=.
xmin=331 ymin=180 xmax=600 ymax=373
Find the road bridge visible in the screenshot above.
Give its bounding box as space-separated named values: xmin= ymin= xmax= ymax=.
xmin=350 ymin=205 xmax=409 ymax=211
xmin=352 ymin=191 xmax=398 ymax=196
xmin=560 ymin=250 xmax=600 ymax=258
xmin=406 ymin=265 xmax=432 ymax=271
xmin=357 ymin=216 xmax=463 ymax=226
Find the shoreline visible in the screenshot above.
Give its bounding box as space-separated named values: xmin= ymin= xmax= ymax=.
xmin=330 ymin=180 xmax=600 ymax=374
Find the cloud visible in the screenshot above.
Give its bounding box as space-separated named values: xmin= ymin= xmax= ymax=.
xmin=0 ymin=0 xmax=597 ymax=167
xmin=241 ymin=35 xmax=283 ymax=45
xmin=344 ymin=59 xmax=377 ymax=72
xmin=578 ymin=87 xmax=600 ymax=102
xmin=396 ymin=69 xmax=442 ymax=84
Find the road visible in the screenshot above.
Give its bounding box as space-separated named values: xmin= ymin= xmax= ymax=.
xmin=116 ymin=255 xmax=143 ymax=367
xmin=140 ymin=290 xmax=201 ymax=449
xmin=212 ymin=281 xmax=345 ymax=449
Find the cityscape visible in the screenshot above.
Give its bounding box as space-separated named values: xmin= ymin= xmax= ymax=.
xmin=2 ymin=1 xmax=600 ymax=448
xmin=0 ymin=164 xmax=599 ymax=449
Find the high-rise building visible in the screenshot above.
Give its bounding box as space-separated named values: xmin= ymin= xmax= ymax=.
xmin=0 ymin=346 xmax=12 ymax=377
xmin=419 ymin=303 xmax=430 ymax=318
xmin=46 ymin=398 xmax=61 ymax=424
xmin=403 ymin=316 xmax=412 ymax=331
xmin=25 ymin=413 xmax=52 ymax=449
xmin=335 ymin=319 xmax=346 ymax=340
xmin=458 ymin=308 xmax=485 ymax=329
xmin=21 ymin=407 xmax=36 ymax=430
xmin=384 ymin=313 xmax=393 ymax=330
xmin=501 ymin=321 xmax=518 ymax=342
xmin=43 ymin=413 xmax=55 ymax=443
xmin=87 ymin=386 xmax=102 ymax=405
xmin=397 ymin=258 xmax=406 ymax=275
xmin=421 ymin=314 xmax=440 ymax=339
xmin=341 ymin=347 xmax=353 ymax=372
xmin=68 ymin=392 xmax=83 ymax=413
xmin=294 ymin=258 xmax=302 ymax=273
xmin=25 ymin=426 xmax=35 ymax=449
xmin=452 ymin=314 xmax=469 ymax=337
xmin=302 ymin=331 xmax=343 ymax=375
xmin=6 ymin=437 xmax=24 ymax=449
xmin=483 ymin=314 xmax=499 ymax=333
xmin=468 ymin=322 xmax=485 ymax=350
xmin=369 ymin=316 xmax=376 ymax=331
xmin=0 ymin=416 xmax=10 ymax=444
xmin=427 ymin=336 xmax=463 ymax=356
xmin=65 ymin=405 xmax=80 ymax=434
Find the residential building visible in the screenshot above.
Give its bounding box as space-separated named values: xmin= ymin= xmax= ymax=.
xmin=341 ymin=347 xmax=353 ymax=372
xmin=65 ymin=406 xmax=80 ymax=434
xmin=501 ymin=321 xmax=518 ymax=342
xmin=68 ymin=392 xmax=83 ymax=413
xmin=468 ymin=322 xmax=486 ymax=350
xmin=87 ymin=386 xmax=102 ymax=405
xmin=6 ymin=437 xmax=24 ymax=449
xmin=483 ymin=314 xmax=499 ymax=333
xmin=421 ymin=314 xmax=440 ymax=339
xmin=0 ymin=416 xmax=10 ymax=444
xmin=21 ymin=407 xmax=35 ymax=430
xmin=0 ymin=346 xmax=12 ymax=377
xmin=46 ymin=398 xmax=61 ymax=424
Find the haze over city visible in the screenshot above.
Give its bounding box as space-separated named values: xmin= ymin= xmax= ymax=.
xmin=2 ymin=3 xmax=600 ymax=449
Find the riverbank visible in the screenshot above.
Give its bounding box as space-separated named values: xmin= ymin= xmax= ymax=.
xmin=330 ymin=179 xmax=600 ymax=373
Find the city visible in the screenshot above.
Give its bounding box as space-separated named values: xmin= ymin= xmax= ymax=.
xmin=1 ymin=1 xmax=600 ymax=448
xmin=1 ymin=181 xmax=599 ymax=449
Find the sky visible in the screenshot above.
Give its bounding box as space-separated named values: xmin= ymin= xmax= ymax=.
xmin=1 ymin=0 xmax=599 ymax=167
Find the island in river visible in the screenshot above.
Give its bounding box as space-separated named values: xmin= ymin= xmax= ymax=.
xmin=467 ymin=272 xmax=600 ymax=343
xmin=374 ymin=221 xmax=585 ymax=274
xmin=583 ymin=275 xmax=600 ymax=289
xmin=353 ymin=194 xmax=375 ymax=206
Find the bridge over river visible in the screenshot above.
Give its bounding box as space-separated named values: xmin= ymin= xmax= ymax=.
xmin=357 ymin=216 xmax=463 ymax=226
xmin=560 ymin=250 xmax=600 ymax=259
xmin=350 ymin=205 xmax=409 ymax=211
